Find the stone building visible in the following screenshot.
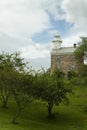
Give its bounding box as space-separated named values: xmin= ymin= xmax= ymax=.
xmin=51 ymin=33 xmax=77 ymax=74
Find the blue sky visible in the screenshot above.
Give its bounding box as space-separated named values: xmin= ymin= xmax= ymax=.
xmin=33 ymin=19 xmax=74 ymax=44
xmin=0 ymin=0 xmax=87 ymax=69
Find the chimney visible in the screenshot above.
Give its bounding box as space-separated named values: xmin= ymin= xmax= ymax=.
xmin=74 ymin=43 xmax=76 ymax=48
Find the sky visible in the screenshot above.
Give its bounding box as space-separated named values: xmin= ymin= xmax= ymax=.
xmin=0 ymin=0 xmax=87 ymax=70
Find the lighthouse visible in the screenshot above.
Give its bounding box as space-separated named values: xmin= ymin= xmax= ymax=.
xmin=52 ymin=33 xmax=62 ymax=49
xmin=51 ymin=33 xmax=76 ymax=74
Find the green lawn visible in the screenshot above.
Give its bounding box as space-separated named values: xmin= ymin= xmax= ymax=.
xmin=0 ymin=86 xmax=87 ymax=130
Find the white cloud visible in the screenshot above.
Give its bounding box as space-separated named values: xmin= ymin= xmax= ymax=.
xmin=0 ymin=0 xmax=51 ymax=37
xmin=0 ymin=0 xmax=65 ymax=38
xmin=21 ymin=41 xmax=51 ymax=59
xmin=44 ymin=0 xmax=65 ymax=20
xmin=63 ymin=34 xmax=81 ymax=47
xmin=28 ymin=57 xmax=50 ymax=70
xmin=20 ymin=40 xmax=51 ymax=70
xmin=62 ymin=0 xmax=87 ymax=34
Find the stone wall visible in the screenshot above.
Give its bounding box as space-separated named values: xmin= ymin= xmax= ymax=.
xmin=51 ymin=54 xmax=76 ymax=74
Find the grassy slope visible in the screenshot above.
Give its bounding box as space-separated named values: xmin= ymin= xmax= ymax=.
xmin=0 ymin=86 xmax=87 ymax=130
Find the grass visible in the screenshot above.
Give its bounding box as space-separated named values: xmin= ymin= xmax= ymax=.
xmin=0 ymin=86 xmax=87 ymax=130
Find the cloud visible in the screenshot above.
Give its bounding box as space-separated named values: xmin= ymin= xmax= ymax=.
xmin=0 ymin=0 xmax=51 ymax=37
xmin=44 ymin=0 xmax=65 ymax=20
xmin=0 ymin=0 xmax=65 ymax=38
xmin=0 ymin=0 xmax=64 ymax=38
xmin=29 ymin=57 xmax=50 ymax=70
xmin=21 ymin=40 xmax=51 ymax=59
xmin=62 ymin=0 xmax=87 ymax=33
xmin=63 ymin=34 xmax=81 ymax=47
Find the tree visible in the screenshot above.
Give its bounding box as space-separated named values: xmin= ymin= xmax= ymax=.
xmin=11 ymin=72 xmax=33 ymax=124
xmin=33 ymin=69 xmax=72 ymax=118
xmin=74 ymin=37 xmax=87 ymax=77
xmin=0 ymin=67 xmax=11 ymax=108
xmin=67 ymin=70 xmax=78 ymax=80
xmin=0 ymin=52 xmax=26 ymax=108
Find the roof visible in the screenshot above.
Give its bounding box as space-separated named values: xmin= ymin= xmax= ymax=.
xmin=51 ymin=47 xmax=76 ymax=55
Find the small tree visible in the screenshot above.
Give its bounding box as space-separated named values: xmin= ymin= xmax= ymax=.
xmin=33 ymin=69 xmax=72 ymax=118
xmin=0 ymin=67 xmax=11 ymax=108
xmin=74 ymin=37 xmax=87 ymax=77
xmin=0 ymin=52 xmax=26 ymax=108
xmin=11 ymin=71 xmax=33 ymax=124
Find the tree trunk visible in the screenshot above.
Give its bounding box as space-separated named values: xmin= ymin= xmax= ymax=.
xmin=0 ymin=92 xmax=10 ymax=108
xmin=11 ymin=109 xmax=21 ymax=124
xmin=47 ymin=102 xmax=53 ymax=118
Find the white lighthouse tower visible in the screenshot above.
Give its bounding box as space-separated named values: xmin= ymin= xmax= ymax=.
xmin=52 ymin=33 xmax=62 ymax=49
